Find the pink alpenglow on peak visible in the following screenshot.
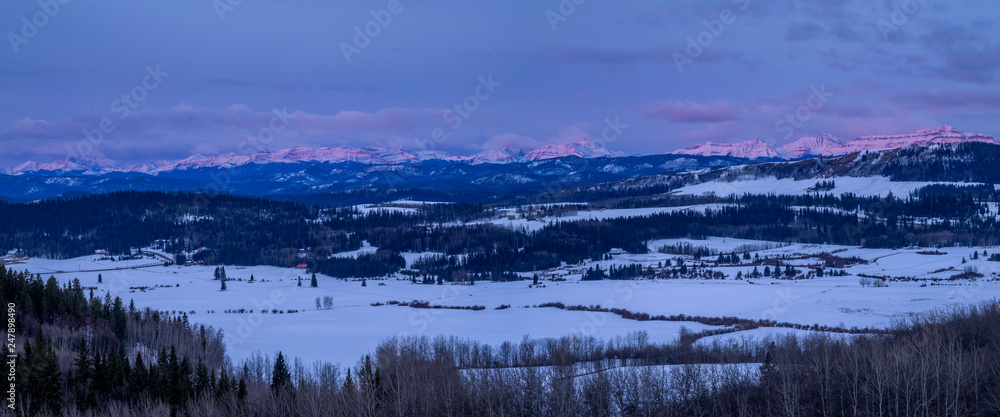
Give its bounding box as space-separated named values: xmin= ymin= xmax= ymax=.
xmin=781 ymin=134 xmax=846 ymax=158
xmin=5 ymin=139 xmax=620 ymax=175
xmin=523 ymin=139 xmax=622 ymax=161
xmin=672 ymin=139 xmax=781 ymax=159
xmin=467 ymin=146 xmax=526 ymax=164
xmin=673 ymin=126 xmax=999 ymax=159
xmin=829 ymin=126 xmax=999 ymax=155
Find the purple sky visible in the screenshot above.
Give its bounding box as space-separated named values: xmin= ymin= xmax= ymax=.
xmin=2 ymin=0 xmax=999 ymax=166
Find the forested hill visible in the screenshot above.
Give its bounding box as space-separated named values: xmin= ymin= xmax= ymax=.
xmin=3 ymin=185 xmax=1000 ymax=283
xmin=721 ymin=142 xmax=1000 ymax=185
xmin=0 ymin=191 xmax=488 ymax=267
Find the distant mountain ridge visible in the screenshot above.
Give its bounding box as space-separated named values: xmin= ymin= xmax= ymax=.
xmin=671 ymin=126 xmax=998 ymax=159
xmin=7 ymin=126 xmax=997 ymax=176
xmin=6 ymin=139 xmax=623 ymax=175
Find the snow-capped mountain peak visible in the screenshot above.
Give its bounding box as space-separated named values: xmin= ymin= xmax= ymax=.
xmin=674 ymin=126 xmax=998 ymax=159
xmin=9 ymin=156 xmax=126 ymax=175
xmin=524 ymin=139 xmax=621 ymax=161
xmin=781 ymin=134 xmax=846 ymax=158
xmin=468 ymin=145 xmax=526 ymax=164
xmin=5 ymin=139 xmax=621 ymax=174
xmin=672 ymin=138 xmax=780 ymax=159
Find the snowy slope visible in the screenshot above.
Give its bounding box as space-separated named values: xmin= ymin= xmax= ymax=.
xmin=672 ymin=139 xmax=781 ymax=159
xmin=675 ymin=126 xmax=998 ymax=159
xmin=672 ymin=175 xmax=976 ymax=198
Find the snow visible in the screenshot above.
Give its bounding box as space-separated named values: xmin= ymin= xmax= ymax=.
xmin=523 ymin=139 xmax=622 ymax=161
xmin=19 ymin=242 xmax=1000 ymax=368
xmin=673 ymin=126 xmax=997 ymax=159
xmin=672 ymin=139 xmax=780 ymax=159
xmin=696 ymin=328 xmax=854 ymax=347
xmin=177 ymin=214 xmax=215 ymax=224
xmin=674 ymin=176 xmax=974 ymax=198
xmin=401 ymin=251 xmax=445 ymax=268
xmin=647 ymin=237 xmax=787 ymax=254
xmin=328 ymin=241 xmax=378 ymax=259
xmin=351 ymin=204 xmax=418 ymax=215
xmin=477 ymin=204 xmax=733 ymax=232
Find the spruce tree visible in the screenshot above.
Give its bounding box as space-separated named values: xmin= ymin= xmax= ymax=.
xmin=297 ymin=277 xmax=302 ymax=286
xmin=221 ymin=276 xmax=227 ymax=291
xmin=72 ymin=338 xmax=93 ymax=411
xmin=237 ymin=378 xmax=248 ymax=400
xmin=311 ymin=274 xmax=318 ymax=288
xmin=98 ymin=273 xmax=102 ymax=283
xmin=271 ymin=352 xmax=292 ymax=391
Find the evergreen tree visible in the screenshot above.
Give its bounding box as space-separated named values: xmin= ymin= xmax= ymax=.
xmin=532 ymin=274 xmax=539 ymax=285
xmin=362 ymin=279 xmax=367 ymax=287
xmin=72 ymin=338 xmax=93 ymax=410
xmin=25 ymin=333 xmax=63 ymax=415
xmin=310 ymin=274 xmax=318 ymax=288
xmin=131 ymin=351 xmax=149 ymax=398
xmin=221 ymin=277 xmax=227 ymax=291
xmin=271 ymin=352 xmax=292 ymax=391
xmin=237 ymin=378 xmax=248 ymax=400
xmin=98 ymin=273 xmax=102 ymax=283
xmin=297 ymin=276 xmax=302 ymax=286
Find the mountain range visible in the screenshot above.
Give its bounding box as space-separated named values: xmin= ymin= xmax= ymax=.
xmin=9 ymin=126 xmax=995 ymax=175
xmin=670 ymin=126 xmax=998 ymax=159
xmin=7 ymin=139 xmax=623 ymax=175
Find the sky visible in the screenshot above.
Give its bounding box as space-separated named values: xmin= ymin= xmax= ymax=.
xmin=1 ymin=0 xmax=999 ymax=167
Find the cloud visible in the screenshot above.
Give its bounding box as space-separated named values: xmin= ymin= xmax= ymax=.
xmin=0 ymin=105 xmax=448 ymax=165
xmin=785 ymin=22 xmax=825 ymax=41
xmin=480 ymin=133 xmax=541 ymax=150
xmin=890 ymin=89 xmax=1000 ymax=115
xmin=290 ymin=107 xmax=447 ymax=134
xmin=639 ymin=100 xmax=740 ymax=123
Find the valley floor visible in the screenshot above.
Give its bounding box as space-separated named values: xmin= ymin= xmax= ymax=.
xmin=18 ymin=239 xmax=1000 ymax=367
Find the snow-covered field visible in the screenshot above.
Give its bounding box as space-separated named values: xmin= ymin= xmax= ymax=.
xmin=18 ymin=239 xmax=1000 ymax=368
xmin=475 ymin=204 xmax=734 ymax=232
xmin=674 ymin=176 xmax=976 ymax=198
